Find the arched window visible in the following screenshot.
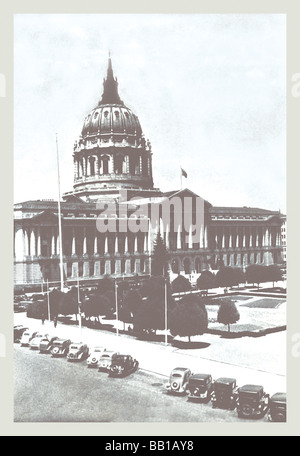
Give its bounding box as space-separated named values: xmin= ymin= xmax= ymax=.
xmin=195 ymin=257 xmax=202 ymax=273
xmin=183 ymin=258 xmax=191 ymax=275
xmin=171 ymin=258 xmax=179 ymax=274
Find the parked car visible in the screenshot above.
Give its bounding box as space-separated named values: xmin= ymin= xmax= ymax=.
xmin=87 ymin=346 xmax=106 ymax=368
xmin=211 ymin=377 xmax=239 ymax=410
xmin=98 ymin=350 xmax=119 ymax=371
xmin=108 ymin=354 xmax=139 ymax=377
xmin=39 ymin=336 xmax=59 ymax=353
xmin=29 ymin=332 xmax=49 ymax=350
xmin=237 ymin=384 xmax=269 ymax=419
xmin=187 ymin=373 xmax=213 ymax=402
xmin=20 ymin=330 xmax=38 ymax=346
xmin=267 ymin=392 xmax=286 ymax=422
xmin=166 ymin=367 xmax=192 ymax=395
xmin=50 ymin=338 xmax=71 ymax=357
xmin=14 ymin=325 xmax=28 ymax=343
xmin=67 ymin=342 xmax=89 ymax=362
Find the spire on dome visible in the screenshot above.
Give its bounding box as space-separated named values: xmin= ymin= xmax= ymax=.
xmin=99 ymin=53 xmax=124 ymax=105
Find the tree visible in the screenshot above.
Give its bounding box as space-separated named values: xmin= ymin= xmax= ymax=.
xmin=197 ymin=270 xmax=216 ymax=292
xmin=246 ymin=264 xmax=268 ymax=289
xmin=265 ymin=264 xmax=283 ymax=287
xmin=48 ymin=288 xmax=65 ymax=320
xmin=217 ymin=298 xmax=240 ymax=332
xmin=133 ymin=277 xmax=175 ymax=335
xmin=171 ymin=274 xmax=191 ymax=293
xmin=151 ymin=233 xmax=169 ymax=278
xmin=169 ymin=294 xmax=208 ymax=342
xmin=215 ymin=267 xmax=243 ymax=288
xmin=59 ymin=287 xmax=81 ymax=319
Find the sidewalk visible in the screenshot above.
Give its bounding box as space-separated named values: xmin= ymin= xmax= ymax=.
xmin=14 ymin=311 xmax=286 ymax=397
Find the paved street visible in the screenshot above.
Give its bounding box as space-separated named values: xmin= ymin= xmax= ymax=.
xmin=14 ymin=344 xmax=270 ymax=423
xmin=14 ymin=310 xmax=286 ymax=422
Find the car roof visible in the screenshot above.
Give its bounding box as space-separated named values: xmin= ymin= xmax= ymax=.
xmin=54 ymin=338 xmax=70 ymax=343
xmin=190 ymin=373 xmax=211 ymax=380
xmin=215 ymin=377 xmax=237 ymax=385
xmin=239 ymin=384 xmax=264 ymax=393
xmin=171 ymin=367 xmax=190 ymax=373
xmin=270 ymin=392 xmax=286 ymax=403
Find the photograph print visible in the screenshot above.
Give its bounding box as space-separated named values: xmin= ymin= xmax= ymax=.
xmin=13 ymin=13 xmax=286 ymax=423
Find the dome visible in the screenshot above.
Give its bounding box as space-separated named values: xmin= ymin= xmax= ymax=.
xmin=81 ymin=56 xmax=142 ymax=139
xmin=81 ymin=104 xmax=142 ymax=138
xmin=69 ymin=55 xmax=154 ymax=201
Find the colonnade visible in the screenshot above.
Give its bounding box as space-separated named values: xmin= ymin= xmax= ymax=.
xmin=74 ymin=153 xmax=152 ymax=180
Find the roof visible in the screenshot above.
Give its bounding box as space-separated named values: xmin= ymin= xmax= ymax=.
xmin=171 ymin=367 xmax=190 ymax=373
xmin=214 ymin=377 xmax=237 ymax=385
xmin=210 ymin=206 xmax=282 ymax=216
xmin=270 ymin=392 xmax=286 ymax=403
xmin=238 ymin=384 xmax=264 ymax=393
xmin=189 ymin=373 xmax=211 ymax=380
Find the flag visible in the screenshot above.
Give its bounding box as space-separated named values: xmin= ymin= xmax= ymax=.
xmin=181 ymin=167 xmax=187 ymax=178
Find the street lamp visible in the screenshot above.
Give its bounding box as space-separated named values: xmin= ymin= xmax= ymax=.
xmin=164 ymin=278 xmax=168 ymax=346
xmin=115 ymin=280 xmax=119 ymax=337
xmin=77 ymin=274 xmax=82 ymax=339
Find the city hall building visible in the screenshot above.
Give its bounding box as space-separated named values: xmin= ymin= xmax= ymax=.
xmin=14 ymin=57 xmax=284 ymax=288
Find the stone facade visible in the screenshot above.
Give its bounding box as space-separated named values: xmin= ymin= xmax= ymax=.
xmin=14 ymin=57 xmax=285 ymax=288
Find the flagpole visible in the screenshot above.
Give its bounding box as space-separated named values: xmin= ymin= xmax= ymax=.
xmin=56 ymin=133 xmax=64 ymax=292
xmin=180 ymin=167 xmax=182 ymax=190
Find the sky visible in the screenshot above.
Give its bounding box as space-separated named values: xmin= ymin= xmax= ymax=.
xmin=14 ymin=14 xmax=286 ymax=212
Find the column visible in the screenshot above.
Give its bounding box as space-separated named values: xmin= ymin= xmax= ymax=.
xmin=215 ymin=234 xmax=218 ymax=249
xmin=86 ymin=158 xmax=91 ymax=177
xmin=222 ymin=233 xmax=225 ymax=249
xmin=115 ymin=236 xmax=119 ymax=254
xmin=37 ymin=229 xmax=41 ymax=256
xmin=82 ymin=228 xmax=87 ymax=255
xmin=96 ymin=156 xmax=100 ymax=176
xmin=147 ymin=157 xmax=151 ymax=177
xmin=94 ymin=235 xmax=98 ymax=254
xmin=236 ymin=231 xmax=239 ymax=248
xmin=177 ymin=225 xmax=182 ymax=250
xmin=249 ymin=233 xmax=253 ymax=248
xmin=72 ymin=228 xmax=76 ymax=256
xmin=139 ymin=155 xmax=143 ymax=175
xmin=134 ymin=235 xmax=138 ymax=253
xmin=14 ymin=225 xmax=23 ymax=261
xmin=51 ymin=231 xmax=55 ymax=256
xmin=229 ymin=234 xmax=232 ymax=248
xmin=110 ymin=154 xmax=114 ymax=173
xmin=56 ymin=232 xmax=60 ymax=255
xmin=144 ymin=233 xmax=148 ymax=252
xmin=204 ymin=226 xmax=208 ymax=249
xmin=199 ymin=225 xmax=204 ymax=249
xmin=104 ymin=236 xmax=109 ymax=254
xmin=82 ymin=157 xmax=87 ymax=177
xmin=125 ymin=236 xmax=129 ymax=253
xmin=242 ymin=228 xmax=246 ymax=248
xmin=165 ymin=224 xmax=170 ymax=250
xmin=74 ymin=159 xmax=79 ymax=180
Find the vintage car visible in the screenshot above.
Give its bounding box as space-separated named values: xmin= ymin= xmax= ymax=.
xmin=39 ymin=336 xmax=59 ymax=353
xmin=98 ymin=350 xmax=119 ymax=371
xmin=20 ymin=329 xmax=38 ymax=346
xmin=50 ymin=338 xmax=71 ymax=357
xmin=87 ymin=346 xmax=106 ymax=368
xmin=211 ymin=377 xmax=239 ymax=410
xmin=267 ymin=392 xmax=286 ymax=422
xmin=108 ymin=354 xmax=139 ymax=377
xmin=14 ymin=325 xmax=28 ymax=343
xmin=29 ymin=332 xmax=49 ymax=350
xmin=166 ymin=367 xmax=192 ymax=395
xmin=66 ymin=342 xmax=89 ymax=362
xmin=237 ymin=384 xmax=270 ymax=419
xmin=187 ymin=373 xmax=213 ymax=402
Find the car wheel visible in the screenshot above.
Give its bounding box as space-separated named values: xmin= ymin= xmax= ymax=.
xmin=240 ymin=404 xmax=253 ymax=417
xmin=51 ymin=346 xmax=59 ymax=356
